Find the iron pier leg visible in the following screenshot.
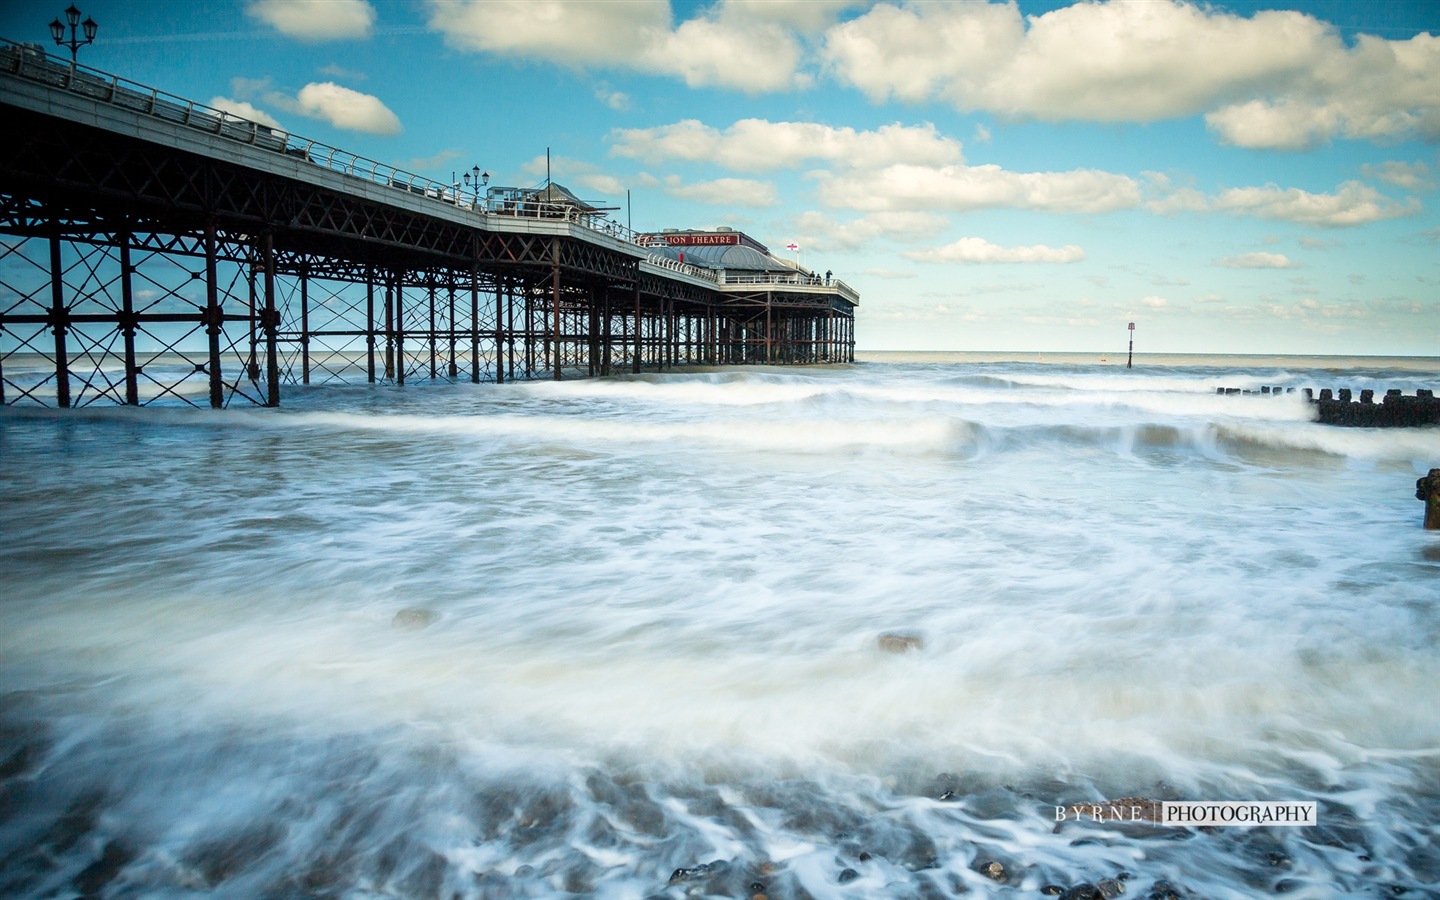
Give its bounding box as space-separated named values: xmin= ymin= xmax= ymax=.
xmin=448 ymin=279 xmax=458 ymax=379
xmin=491 ymin=271 xmax=502 ymax=384
xmin=262 ymin=232 xmax=280 ymax=406
xmin=395 ymin=277 xmax=406 ymax=386
xmin=204 ymin=220 xmax=224 ymax=407
xmin=471 ymin=269 xmax=481 ymax=384
xmin=632 ymin=275 xmax=641 ymax=375
xmin=366 ymin=269 xmax=376 ymax=383
xmin=428 ymin=276 xmax=437 ymax=380
xmin=119 ymin=229 xmax=139 ymax=405
xmin=383 ymin=276 xmax=394 ymax=381
xmin=505 ymin=278 xmax=515 ymax=380
xmin=602 ymin=295 xmax=612 ymax=376
xmin=48 ymin=226 xmax=70 ymax=408
xmin=246 ymin=258 xmax=260 ymax=383
xmin=525 ymin=285 xmax=534 ymax=378
xmin=587 ymin=285 xmax=598 ymax=377
xmin=299 ymin=263 xmax=310 ymax=385
xmin=551 ymin=249 xmax=561 ymax=381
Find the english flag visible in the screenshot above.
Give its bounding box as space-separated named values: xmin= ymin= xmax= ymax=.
xmin=786 ymin=243 xmax=799 ymax=251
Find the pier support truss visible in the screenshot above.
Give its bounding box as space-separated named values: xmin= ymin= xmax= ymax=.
xmin=0 ymin=99 xmax=854 ymax=408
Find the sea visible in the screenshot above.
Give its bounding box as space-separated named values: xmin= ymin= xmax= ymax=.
xmin=1 ymin=351 xmax=1438 ymax=899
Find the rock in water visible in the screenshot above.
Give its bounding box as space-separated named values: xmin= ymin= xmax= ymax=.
xmin=877 ymin=632 xmax=924 ymax=653
xmin=1417 ymin=468 xmax=1440 ymax=529
xmin=391 ymin=607 xmax=439 ymax=630
xmin=976 ymin=860 xmax=1007 ymax=882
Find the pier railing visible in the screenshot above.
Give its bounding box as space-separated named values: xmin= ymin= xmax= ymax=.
xmin=720 ymin=272 xmax=860 ymax=302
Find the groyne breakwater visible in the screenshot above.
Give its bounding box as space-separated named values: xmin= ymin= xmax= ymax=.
xmin=1216 ymin=386 xmax=1439 ymax=427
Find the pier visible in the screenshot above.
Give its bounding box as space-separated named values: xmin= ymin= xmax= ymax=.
xmin=0 ymin=40 xmax=857 ymax=409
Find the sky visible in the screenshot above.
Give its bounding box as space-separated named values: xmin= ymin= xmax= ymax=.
xmin=3 ymin=0 xmax=1437 ymax=355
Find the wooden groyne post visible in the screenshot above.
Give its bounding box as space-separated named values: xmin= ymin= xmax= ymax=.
xmin=1419 ymin=469 xmax=1440 ymax=530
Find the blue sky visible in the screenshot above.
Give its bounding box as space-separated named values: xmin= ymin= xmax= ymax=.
xmin=4 ymin=0 xmax=1437 ymax=355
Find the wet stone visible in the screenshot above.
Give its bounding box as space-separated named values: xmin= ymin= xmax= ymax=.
xmin=668 ymin=859 xmax=729 ymax=885
xmin=1042 ymin=886 xmax=1066 ymax=896
xmin=391 ymin=607 xmax=439 ymax=630
xmin=1060 ymin=885 xmax=1104 ymax=900
xmin=1097 ymin=876 xmax=1125 ymax=897
xmin=877 ymin=632 xmax=924 ymax=653
xmin=976 ymin=860 xmax=1007 ymax=882
xmin=905 ymin=840 xmax=941 ymax=872
xmin=1146 ymin=880 xmax=1184 ymax=900
xmin=838 ymin=867 xmax=859 ymax=883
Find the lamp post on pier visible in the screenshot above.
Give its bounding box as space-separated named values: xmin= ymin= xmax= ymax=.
xmin=463 ymin=166 xmax=489 ymax=210
xmin=49 ymin=5 xmax=97 ymax=64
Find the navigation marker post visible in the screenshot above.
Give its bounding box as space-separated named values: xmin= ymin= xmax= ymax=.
xmin=1127 ymin=321 xmax=1135 ymax=369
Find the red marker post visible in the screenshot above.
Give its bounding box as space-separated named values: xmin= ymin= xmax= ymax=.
xmin=1127 ymin=322 xmax=1135 ymax=369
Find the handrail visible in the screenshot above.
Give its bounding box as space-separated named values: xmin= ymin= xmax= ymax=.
xmin=642 ymin=252 xmax=720 ymax=283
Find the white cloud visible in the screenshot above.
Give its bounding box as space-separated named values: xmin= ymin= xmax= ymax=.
xmin=426 ymin=0 xmax=806 ymax=92
xmin=1139 ymin=295 xmax=1169 ymax=309
xmin=318 ymin=64 xmax=367 ymax=82
xmin=817 ymin=164 xmax=1142 ymax=214
xmin=1216 ymin=252 xmax=1297 ymax=269
xmin=645 ymin=15 xmax=808 ymax=92
xmin=1145 ymin=178 xmax=1421 ymax=227
xmin=1212 ymin=181 xmax=1420 ymax=227
xmin=247 ymin=0 xmax=376 ymax=40
xmin=1361 ymin=161 xmax=1435 ymax=191
xmin=1204 ymin=99 xmax=1339 ymax=151
xmin=822 ymin=1 xmax=1440 ymax=147
xmin=663 ymin=176 xmax=778 ymax=207
xmin=1204 ymin=33 xmax=1440 ymax=149
xmin=793 ymin=211 xmax=948 ymax=251
xmin=209 ymin=97 xmax=283 ymax=130
xmin=426 ymin=0 xmax=662 ymax=65
xmin=594 ymin=85 xmax=631 ymax=112
xmin=719 ymin=0 xmax=864 ymax=33
xmin=904 ymin=237 xmax=1085 ymax=264
xmin=399 ymin=149 xmax=462 ymax=174
xmin=609 ymin=119 xmax=963 ymax=172
xmin=287 ymin=82 xmax=401 ymax=135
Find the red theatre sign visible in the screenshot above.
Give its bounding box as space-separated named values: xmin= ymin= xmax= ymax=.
xmin=640 ymin=233 xmax=741 ymax=247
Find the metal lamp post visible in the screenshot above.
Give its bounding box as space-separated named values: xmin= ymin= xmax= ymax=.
xmin=462 ymin=166 xmax=489 ymax=210
xmin=49 ymin=5 xmax=97 ymax=64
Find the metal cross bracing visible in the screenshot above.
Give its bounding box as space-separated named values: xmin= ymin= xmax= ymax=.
xmin=1 ymin=49 xmax=857 ymax=409
xmin=0 ymin=204 xmax=269 ymax=407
